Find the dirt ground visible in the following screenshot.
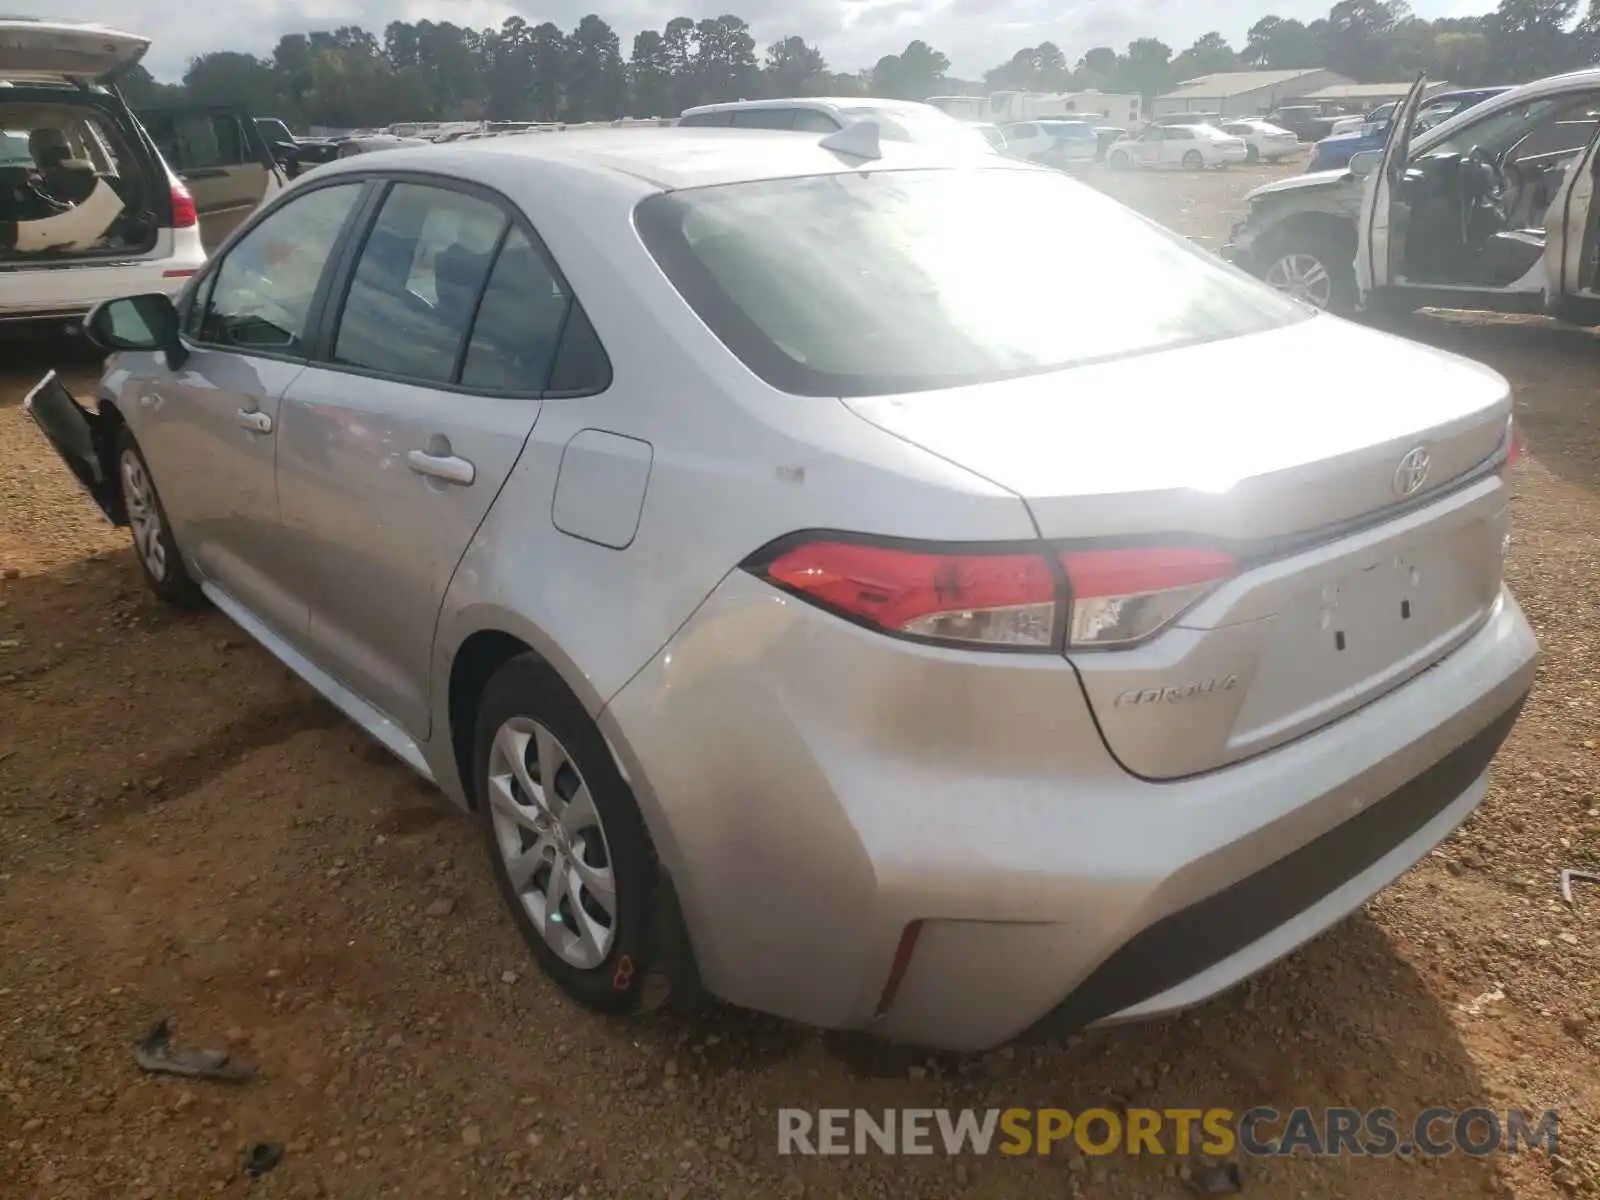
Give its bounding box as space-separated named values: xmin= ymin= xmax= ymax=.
xmin=3 ymin=156 xmax=1599 ymax=1200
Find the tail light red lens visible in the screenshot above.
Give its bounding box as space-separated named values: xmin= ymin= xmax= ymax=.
xmin=169 ymin=181 xmax=197 ymax=229
xmin=1060 ymin=546 xmax=1236 ymax=648
xmin=747 ymin=537 xmax=1236 ymax=651
xmin=757 ymin=540 xmax=1058 ymax=647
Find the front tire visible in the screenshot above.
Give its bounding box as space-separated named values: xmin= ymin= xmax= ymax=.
xmin=474 ymin=654 xmax=661 ymax=1014
xmin=1259 ymin=227 xmax=1358 ymax=315
xmin=115 ymin=427 xmax=204 ymax=608
xmin=1245 ymin=144 xmax=1260 ymax=163
xmin=1109 ymin=151 xmax=1132 ymax=170
xmin=1182 ymin=149 xmax=1204 ymax=170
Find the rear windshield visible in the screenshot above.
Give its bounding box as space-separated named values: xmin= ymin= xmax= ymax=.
xmin=635 ymin=166 xmax=1305 ymax=397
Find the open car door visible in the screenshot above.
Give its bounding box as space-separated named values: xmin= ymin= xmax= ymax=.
xmin=1544 ymin=121 xmax=1600 ymax=311
xmin=138 ymin=105 xmax=286 ymax=251
xmin=1356 ymin=72 xmax=1429 ymax=304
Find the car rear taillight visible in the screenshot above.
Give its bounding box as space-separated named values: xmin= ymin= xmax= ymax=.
xmin=1060 ymin=546 xmax=1235 ymax=648
xmin=744 ymin=537 xmax=1236 ymax=652
xmin=169 ymin=181 xmax=197 ymax=229
xmin=754 ymin=540 xmax=1058 ymax=647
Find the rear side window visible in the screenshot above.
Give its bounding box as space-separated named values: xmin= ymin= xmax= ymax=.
xmin=730 ymin=109 xmax=796 ymax=130
xmin=678 ymin=111 xmax=732 ymax=127
xmin=791 ymin=110 xmax=840 ymax=133
xmin=459 ymin=227 xmax=570 ymax=391
xmin=333 ymin=183 xmax=506 ymax=383
xmin=146 ymin=112 xmax=249 ymax=170
xmin=196 ymin=181 xmax=366 ymax=354
xmin=636 ymin=167 xmax=1305 ymax=398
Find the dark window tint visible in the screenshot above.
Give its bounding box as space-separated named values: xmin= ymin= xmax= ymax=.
xmin=198 ymin=182 xmax=365 ymax=353
xmin=636 ymin=168 xmax=1304 ymax=398
xmin=146 ymin=112 xmax=247 ymax=171
xmin=333 ymin=183 xmax=506 ymax=383
xmin=459 ymin=227 xmax=571 ymax=392
xmin=730 ymin=108 xmax=796 ymax=130
xmin=678 ymin=111 xmax=733 ymax=127
xmin=546 ymin=302 xmax=611 ymax=394
xmin=791 ymin=109 xmax=840 ymax=133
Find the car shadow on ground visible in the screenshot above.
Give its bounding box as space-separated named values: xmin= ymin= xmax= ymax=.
xmin=1 ymin=540 xmax=1511 ymax=1197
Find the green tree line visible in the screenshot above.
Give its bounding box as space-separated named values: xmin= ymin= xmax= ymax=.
xmin=119 ymin=0 xmax=1600 ymax=131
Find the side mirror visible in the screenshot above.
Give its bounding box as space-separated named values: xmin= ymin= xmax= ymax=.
xmin=83 ymin=293 xmax=188 ymax=370
xmin=1348 ymin=149 xmax=1381 ymax=178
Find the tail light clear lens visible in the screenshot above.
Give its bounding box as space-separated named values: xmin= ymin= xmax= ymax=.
xmin=753 ymin=540 xmax=1058 ymax=648
xmin=169 ymin=181 xmax=197 ymax=229
xmin=745 ymin=538 xmax=1237 ymax=652
xmin=1060 ymin=546 xmax=1236 ymax=648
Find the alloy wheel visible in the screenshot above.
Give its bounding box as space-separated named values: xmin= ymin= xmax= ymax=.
xmin=1264 ymin=252 xmax=1333 ymax=310
xmin=120 ymin=450 xmax=167 ymax=581
xmin=486 ymin=716 xmax=617 ymax=970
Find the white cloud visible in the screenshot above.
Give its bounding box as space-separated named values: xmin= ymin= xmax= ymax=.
xmin=26 ymin=0 xmax=1492 ymax=81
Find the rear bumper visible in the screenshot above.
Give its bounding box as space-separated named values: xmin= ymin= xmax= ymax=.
xmin=0 ymin=248 xmax=202 ymax=324
xmin=603 ymin=574 xmax=1538 ymax=1051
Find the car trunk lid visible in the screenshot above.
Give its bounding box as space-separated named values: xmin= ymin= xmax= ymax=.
xmin=0 ymin=18 xmax=149 ymax=85
xmin=842 ymin=315 xmax=1514 ymax=778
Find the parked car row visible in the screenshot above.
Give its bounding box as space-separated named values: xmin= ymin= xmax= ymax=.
xmin=1305 ymin=86 xmax=1515 ymax=172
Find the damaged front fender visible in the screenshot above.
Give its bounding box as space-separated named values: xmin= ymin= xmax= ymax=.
xmin=23 ymin=369 xmax=124 ymax=524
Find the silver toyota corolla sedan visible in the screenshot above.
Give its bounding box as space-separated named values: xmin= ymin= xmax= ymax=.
xmin=25 ymin=125 xmax=1538 ymax=1052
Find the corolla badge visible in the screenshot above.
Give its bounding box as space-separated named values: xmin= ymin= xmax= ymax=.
xmin=1114 ymin=675 xmax=1239 ymax=707
xmin=1393 ymin=446 xmax=1431 ymax=498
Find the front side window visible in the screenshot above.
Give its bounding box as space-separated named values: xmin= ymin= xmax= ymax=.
xmin=197 ymin=182 xmax=366 ymax=353
xmin=332 ymin=183 xmax=507 ymax=383
xmin=637 ymin=167 xmax=1305 ymax=398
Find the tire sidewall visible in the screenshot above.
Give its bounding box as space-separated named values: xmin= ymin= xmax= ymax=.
xmin=115 ymin=427 xmax=203 ymax=607
xmin=1260 ymin=230 xmax=1359 ymax=315
xmin=1183 ymin=150 xmax=1204 ymax=170
xmin=473 ymin=654 xmax=659 ymax=1013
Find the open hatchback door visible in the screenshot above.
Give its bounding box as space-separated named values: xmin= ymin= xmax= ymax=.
xmin=1356 ymin=72 xmax=1429 ymax=305
xmin=1544 ymin=120 xmax=1600 ymax=317
xmin=0 ymin=17 xmax=148 ymax=85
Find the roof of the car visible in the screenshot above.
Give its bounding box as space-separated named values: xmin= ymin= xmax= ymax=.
xmin=1413 ymin=68 xmax=1600 ymax=153
xmin=680 ymin=96 xmax=925 ymax=116
xmin=304 ymin=126 xmax=1015 ymax=193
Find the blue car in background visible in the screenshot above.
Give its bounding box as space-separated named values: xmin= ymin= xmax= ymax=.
xmin=1305 ymin=86 xmax=1514 ymax=172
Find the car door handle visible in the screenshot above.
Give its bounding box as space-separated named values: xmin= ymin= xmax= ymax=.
xmin=235 ymin=408 xmax=273 ymax=434
xmin=406 ymin=449 xmax=475 ymax=486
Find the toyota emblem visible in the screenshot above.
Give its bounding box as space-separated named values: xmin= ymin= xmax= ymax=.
xmin=1393 ymin=447 xmax=1431 ymax=497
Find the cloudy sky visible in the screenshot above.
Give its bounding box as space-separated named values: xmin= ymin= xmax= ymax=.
xmin=31 ymin=0 xmax=1494 ymax=81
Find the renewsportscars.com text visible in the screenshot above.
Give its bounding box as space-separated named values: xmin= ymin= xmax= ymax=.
xmin=776 ymin=1106 xmax=1559 ymax=1158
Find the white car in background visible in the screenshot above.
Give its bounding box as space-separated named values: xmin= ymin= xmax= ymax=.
xmin=678 ymin=97 xmax=999 ymax=154
xmin=1 ymin=17 xmax=285 ymax=327
xmin=1107 ymin=123 xmax=1249 ymax=170
xmin=1218 ymin=118 xmax=1300 ymax=163
xmin=999 ymin=119 xmax=1098 ymax=167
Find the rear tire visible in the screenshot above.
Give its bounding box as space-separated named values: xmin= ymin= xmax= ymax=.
xmin=474 ymin=653 xmax=663 ymax=1015
xmin=1245 ymin=144 xmax=1260 ymax=163
xmin=115 ymin=427 xmax=204 ymax=609
xmin=1182 ymin=149 xmax=1204 ymax=170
